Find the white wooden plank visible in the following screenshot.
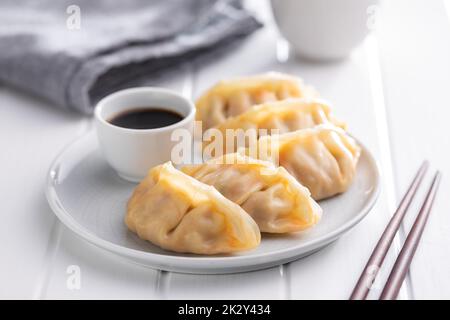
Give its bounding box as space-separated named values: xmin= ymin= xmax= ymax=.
xmin=274 ymin=35 xmax=408 ymax=299
xmin=377 ymin=0 xmax=450 ymax=299
xmin=41 ymin=67 xmax=192 ymax=299
xmin=0 ymin=87 xmax=87 ymax=299
xmin=166 ymin=266 xmax=287 ymax=300
xmin=43 ymin=226 xmax=160 ymax=299
xmin=165 ymin=4 xmax=290 ymax=299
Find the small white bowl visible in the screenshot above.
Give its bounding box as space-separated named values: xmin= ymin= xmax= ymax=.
xmin=271 ymin=0 xmax=379 ymax=61
xmin=94 ymin=87 xmax=195 ymax=182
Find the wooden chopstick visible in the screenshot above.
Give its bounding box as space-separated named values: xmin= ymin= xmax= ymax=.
xmin=380 ymin=171 xmax=442 ymax=300
xmin=350 ymin=160 xmax=429 ymax=300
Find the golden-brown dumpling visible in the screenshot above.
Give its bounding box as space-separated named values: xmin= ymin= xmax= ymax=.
xmin=255 ymin=125 xmax=361 ymax=200
xmin=182 ymin=153 xmax=322 ymax=233
xmin=196 ymin=72 xmax=317 ymax=129
xmin=126 ymin=162 xmax=261 ymax=254
xmin=203 ymin=98 xmax=346 ymax=157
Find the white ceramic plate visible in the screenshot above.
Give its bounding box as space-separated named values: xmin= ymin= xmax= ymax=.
xmin=46 ymin=131 xmax=380 ymax=274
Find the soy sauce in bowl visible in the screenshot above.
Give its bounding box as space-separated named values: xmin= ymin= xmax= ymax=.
xmin=108 ymin=108 xmax=183 ymax=130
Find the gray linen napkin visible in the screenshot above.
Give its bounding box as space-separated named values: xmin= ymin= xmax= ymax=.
xmin=0 ymin=0 xmax=262 ymax=114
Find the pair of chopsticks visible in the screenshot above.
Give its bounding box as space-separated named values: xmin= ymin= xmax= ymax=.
xmin=350 ymin=160 xmax=441 ymax=300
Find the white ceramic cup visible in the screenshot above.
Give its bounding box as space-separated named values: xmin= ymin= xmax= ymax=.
xmin=271 ymin=0 xmax=379 ymax=61
xmin=94 ymin=87 xmax=195 ymax=182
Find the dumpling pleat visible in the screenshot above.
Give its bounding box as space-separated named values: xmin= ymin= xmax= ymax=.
xmin=257 ymin=125 xmax=361 ymax=200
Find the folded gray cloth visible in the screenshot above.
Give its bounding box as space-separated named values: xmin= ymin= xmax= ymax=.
xmin=0 ymin=0 xmax=261 ymax=114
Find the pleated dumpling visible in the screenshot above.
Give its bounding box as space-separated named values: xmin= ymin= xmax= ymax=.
xmin=182 ymin=153 xmax=322 ymax=233
xmin=126 ymin=162 xmax=261 ymax=254
xmin=196 ymin=72 xmax=317 ymax=129
xmin=256 ymin=125 xmax=361 ymax=200
xmin=203 ymin=98 xmax=345 ymax=157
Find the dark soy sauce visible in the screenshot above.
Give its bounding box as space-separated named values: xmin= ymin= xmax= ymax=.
xmin=109 ymin=108 xmax=183 ymax=129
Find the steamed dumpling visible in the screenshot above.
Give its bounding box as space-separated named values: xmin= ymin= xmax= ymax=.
xmin=182 ymin=153 xmax=322 ymax=233
xmin=203 ymin=98 xmax=346 ymax=157
xmin=196 ymin=72 xmax=317 ymax=129
xmin=255 ymin=125 xmax=361 ymax=200
xmin=126 ymin=162 xmax=261 ymax=254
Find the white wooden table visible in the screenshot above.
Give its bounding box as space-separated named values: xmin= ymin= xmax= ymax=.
xmin=1 ymin=0 xmax=449 ymax=299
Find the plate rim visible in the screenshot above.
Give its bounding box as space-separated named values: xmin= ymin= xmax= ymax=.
xmin=45 ymin=131 xmax=381 ymax=271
